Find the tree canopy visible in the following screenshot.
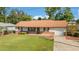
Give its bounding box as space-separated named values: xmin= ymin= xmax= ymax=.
xmin=0 ymin=7 xmax=32 ymax=24
xmin=7 ymin=9 xmax=32 ymax=24
xmin=45 ymin=7 xmax=74 ymax=21
xmin=0 ymin=7 xmax=7 ymax=22
xmin=45 ymin=7 xmax=60 ymax=19
xmin=0 ymin=7 xmax=75 ymax=24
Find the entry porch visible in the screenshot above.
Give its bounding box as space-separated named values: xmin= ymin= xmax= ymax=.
xmin=18 ymin=27 xmax=50 ymax=34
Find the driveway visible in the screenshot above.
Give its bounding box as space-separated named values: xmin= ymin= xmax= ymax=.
xmin=54 ymin=36 xmax=79 ymax=51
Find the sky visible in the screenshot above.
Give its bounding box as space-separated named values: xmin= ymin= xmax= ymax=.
xmin=10 ymin=7 xmax=79 ymax=20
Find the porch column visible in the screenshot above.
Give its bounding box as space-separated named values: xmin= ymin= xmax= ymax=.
xmin=36 ymin=27 xmax=40 ymax=34
xmin=28 ymin=27 xmax=31 ymax=33
xmin=19 ymin=27 xmax=23 ymax=32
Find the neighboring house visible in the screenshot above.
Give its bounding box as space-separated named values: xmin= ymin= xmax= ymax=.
xmin=68 ymin=20 xmax=76 ymax=25
xmin=68 ymin=20 xmax=77 ymax=32
xmin=16 ymin=20 xmax=67 ymax=36
xmin=77 ymin=24 xmax=79 ymax=30
xmin=0 ymin=23 xmax=16 ymax=32
xmin=68 ymin=20 xmax=79 ymax=31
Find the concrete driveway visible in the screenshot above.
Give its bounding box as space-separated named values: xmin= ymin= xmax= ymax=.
xmin=54 ymin=36 xmax=79 ymax=51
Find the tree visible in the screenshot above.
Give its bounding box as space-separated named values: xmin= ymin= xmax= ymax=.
xmin=45 ymin=7 xmax=74 ymax=21
xmin=55 ymin=11 xmax=64 ymax=20
xmin=38 ymin=17 xmax=42 ymax=20
xmin=7 ymin=9 xmax=18 ymax=24
xmin=7 ymin=9 xmax=32 ymax=24
xmin=17 ymin=11 xmax=32 ymax=21
xmin=45 ymin=7 xmax=60 ymax=19
xmin=63 ymin=7 xmax=74 ymax=21
xmin=0 ymin=7 xmax=7 ymax=22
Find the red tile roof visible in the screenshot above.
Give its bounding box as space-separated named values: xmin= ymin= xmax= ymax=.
xmin=16 ymin=20 xmax=67 ymax=28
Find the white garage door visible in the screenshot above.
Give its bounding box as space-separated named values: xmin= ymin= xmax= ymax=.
xmin=49 ymin=28 xmax=65 ymax=36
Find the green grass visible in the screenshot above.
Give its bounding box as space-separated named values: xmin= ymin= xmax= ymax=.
xmin=0 ymin=34 xmax=53 ymax=51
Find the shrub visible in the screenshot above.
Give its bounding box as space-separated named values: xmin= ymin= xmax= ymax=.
xmin=19 ymin=32 xmax=27 ymax=34
xmin=77 ymin=30 xmax=79 ymax=32
xmin=4 ymin=30 xmax=8 ymax=35
xmin=73 ymin=33 xmax=79 ymax=37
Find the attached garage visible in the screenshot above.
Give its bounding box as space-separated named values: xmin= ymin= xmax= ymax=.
xmin=49 ymin=28 xmax=66 ymax=36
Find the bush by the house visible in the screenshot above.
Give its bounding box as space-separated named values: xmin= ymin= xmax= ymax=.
xmin=19 ymin=32 xmax=27 ymax=34
xmin=73 ymin=33 xmax=78 ymax=37
xmin=73 ymin=32 xmax=79 ymax=37
xmin=67 ymin=32 xmax=79 ymax=37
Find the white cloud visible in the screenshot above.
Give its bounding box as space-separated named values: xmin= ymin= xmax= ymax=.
xmin=33 ymin=15 xmax=49 ymax=20
xmin=44 ymin=15 xmax=49 ymax=19
xmin=74 ymin=15 xmax=78 ymax=20
xmin=74 ymin=17 xmax=77 ymax=20
xmin=33 ymin=16 xmax=44 ymax=20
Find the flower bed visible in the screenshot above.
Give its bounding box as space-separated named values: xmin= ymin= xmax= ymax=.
xmin=66 ymin=36 xmax=79 ymax=40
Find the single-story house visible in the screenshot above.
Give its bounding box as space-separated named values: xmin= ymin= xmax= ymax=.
xmin=16 ymin=20 xmax=67 ymax=36
xmin=0 ymin=22 xmax=16 ymax=32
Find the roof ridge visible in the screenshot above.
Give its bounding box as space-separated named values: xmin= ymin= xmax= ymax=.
xmin=19 ymin=20 xmax=67 ymax=21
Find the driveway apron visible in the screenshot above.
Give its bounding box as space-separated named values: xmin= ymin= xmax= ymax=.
xmin=54 ymin=36 xmax=79 ymax=51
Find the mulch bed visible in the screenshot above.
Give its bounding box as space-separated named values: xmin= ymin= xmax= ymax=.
xmin=66 ymin=36 xmax=79 ymax=40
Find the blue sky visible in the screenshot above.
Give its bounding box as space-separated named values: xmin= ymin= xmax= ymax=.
xmin=10 ymin=7 xmax=79 ymax=19
xmin=71 ymin=7 xmax=79 ymax=19
xmin=10 ymin=7 xmax=46 ymax=17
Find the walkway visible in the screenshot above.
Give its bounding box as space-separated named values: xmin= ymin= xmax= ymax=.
xmin=54 ymin=36 xmax=79 ymax=51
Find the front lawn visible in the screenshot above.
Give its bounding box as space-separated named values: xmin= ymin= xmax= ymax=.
xmin=0 ymin=34 xmax=53 ymax=51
